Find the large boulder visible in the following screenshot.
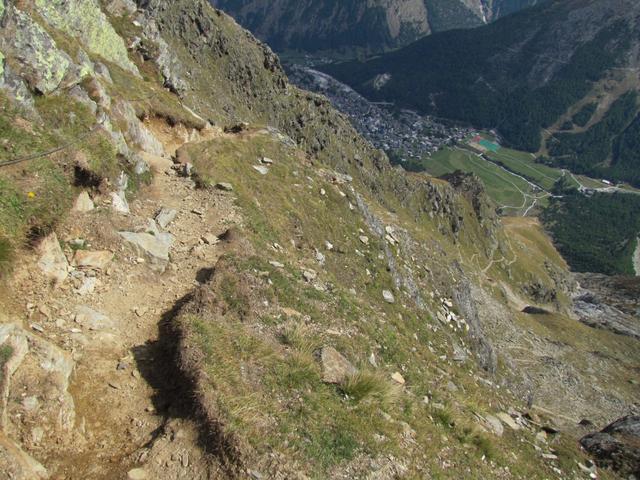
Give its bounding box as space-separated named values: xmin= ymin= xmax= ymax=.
xmin=581 ymin=415 xmax=640 ymax=477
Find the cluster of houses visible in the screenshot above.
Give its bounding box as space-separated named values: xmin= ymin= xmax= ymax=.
xmin=288 ymin=65 xmax=473 ymax=161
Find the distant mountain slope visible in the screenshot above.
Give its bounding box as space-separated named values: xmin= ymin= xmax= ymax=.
xmin=324 ymin=0 xmax=640 ymax=184
xmin=209 ymin=0 xmax=540 ymax=53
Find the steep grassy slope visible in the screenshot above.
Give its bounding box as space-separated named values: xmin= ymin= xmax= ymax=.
xmin=0 ymin=1 xmax=638 ymax=478
xmin=170 ymin=129 xmax=633 ymax=478
xmin=323 ymin=0 xmax=640 ymax=174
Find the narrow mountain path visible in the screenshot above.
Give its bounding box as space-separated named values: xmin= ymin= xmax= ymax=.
xmin=4 ymin=123 xmax=239 ymax=479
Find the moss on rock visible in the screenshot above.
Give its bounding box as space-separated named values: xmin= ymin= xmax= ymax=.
xmin=8 ymin=9 xmax=71 ymax=94
xmin=33 ymin=0 xmax=139 ymax=76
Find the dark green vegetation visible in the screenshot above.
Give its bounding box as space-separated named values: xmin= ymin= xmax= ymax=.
xmin=548 ymin=91 xmax=640 ymax=186
xmin=572 ymin=102 xmax=597 ymax=127
xmin=542 ymin=188 xmax=640 ymax=274
xmin=323 ymin=0 xmax=638 ymax=160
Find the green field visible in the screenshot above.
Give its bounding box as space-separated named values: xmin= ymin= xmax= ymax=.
xmin=425 ymin=148 xmax=548 ymax=215
xmin=485 ymin=147 xmax=565 ymax=191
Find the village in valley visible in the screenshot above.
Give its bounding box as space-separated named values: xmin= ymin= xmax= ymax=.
xmin=286 ymin=65 xmax=473 ymax=163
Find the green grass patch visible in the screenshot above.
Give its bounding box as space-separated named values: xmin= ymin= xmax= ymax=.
xmin=426 ymin=148 xmax=535 ymax=210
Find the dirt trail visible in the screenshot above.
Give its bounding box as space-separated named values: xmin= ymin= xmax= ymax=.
xmin=3 ymin=122 xmax=237 ymax=479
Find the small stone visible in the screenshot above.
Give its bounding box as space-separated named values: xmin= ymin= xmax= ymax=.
xmin=108 ymin=382 xmax=121 ymax=390
xmin=73 ymin=191 xmax=95 ymax=212
xmin=484 ymin=415 xmax=504 ymax=436
xmin=391 ymin=372 xmax=405 ymax=385
xmin=541 ymin=453 xmax=558 ymax=461
xmin=22 ymin=396 xmax=39 ymax=412
xmin=155 ymin=208 xmax=177 ymax=229
xmin=248 ymin=470 xmax=263 ymax=480
xmin=269 ymin=261 xmax=284 ymax=268
xmin=253 ymin=165 xmax=269 ymax=175
xmin=30 ymin=323 xmax=45 ymax=333
xmin=73 ymin=250 xmax=113 ymax=270
xmin=359 ymin=235 xmax=369 ymax=245
xmin=325 ymin=241 xmax=334 ymax=250
xmin=320 ymin=188 xmax=326 ymax=196
xmin=117 ymin=361 xmax=128 ymax=370
xmin=75 ymin=276 xmax=97 ymax=296
xmin=74 ymin=306 xmax=113 ymax=331
xmin=119 ymin=228 xmax=174 ymax=273
xmin=382 ymin=290 xmax=395 ymax=304
xmin=497 ymin=412 xmax=521 ymax=431
xmin=303 ymin=270 xmax=317 ymax=282
xmin=127 ymin=468 xmax=148 ymax=480
xmin=38 ymin=232 xmax=68 ymax=284
xmin=215 ymin=182 xmax=234 ymax=191
xmin=38 ymin=304 xmax=51 ymax=318
xmin=260 ymin=157 xmax=274 ymax=165
xmin=111 ymin=191 xmax=130 ymax=214
xmin=202 ymin=233 xmax=219 ymax=245
xmin=368 ymin=352 xmax=378 ymax=368
xmin=320 ymin=347 xmax=357 ymax=384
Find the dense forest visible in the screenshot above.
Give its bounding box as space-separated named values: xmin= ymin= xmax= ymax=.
xmin=572 ymin=102 xmax=598 ymax=127
xmin=542 ymin=187 xmax=640 ymax=275
xmin=548 ymin=92 xmax=640 ymax=186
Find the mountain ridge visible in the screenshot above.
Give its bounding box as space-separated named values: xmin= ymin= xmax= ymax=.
xmin=209 ymin=0 xmax=542 ymax=53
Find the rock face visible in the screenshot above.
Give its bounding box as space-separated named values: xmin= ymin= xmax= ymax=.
xmin=209 ymin=0 xmax=540 ymax=53
xmin=581 ymin=415 xmax=640 ymax=477
xmin=0 ymin=6 xmax=71 ymax=94
xmin=33 ymin=0 xmax=139 ymax=75
xmin=573 ymin=274 xmax=640 ymax=340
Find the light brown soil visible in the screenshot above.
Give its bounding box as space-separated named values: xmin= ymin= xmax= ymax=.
xmin=1 ymin=122 xmax=240 ymax=479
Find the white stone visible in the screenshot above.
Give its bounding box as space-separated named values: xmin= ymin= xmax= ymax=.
xmin=72 ymin=191 xmax=94 ymax=212
xmin=37 ymin=233 xmax=68 ymax=284
xmin=110 ymin=191 xmax=129 ymax=214
xmin=383 ymin=290 xmax=395 ymax=304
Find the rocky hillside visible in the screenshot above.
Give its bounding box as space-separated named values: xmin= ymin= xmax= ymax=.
xmin=0 ymin=0 xmax=638 ymax=479
xmin=324 ymin=0 xmax=640 ymax=184
xmin=209 ymin=0 xmax=541 ymax=53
